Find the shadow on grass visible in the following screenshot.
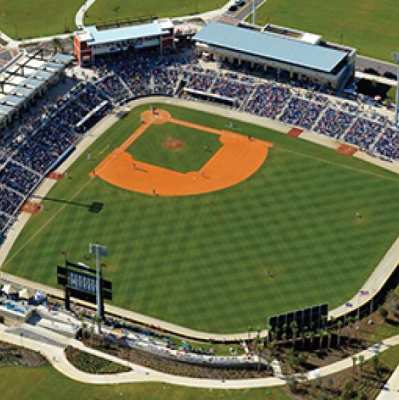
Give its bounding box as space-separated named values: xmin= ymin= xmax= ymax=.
xmin=32 ymin=195 xmax=104 ymax=214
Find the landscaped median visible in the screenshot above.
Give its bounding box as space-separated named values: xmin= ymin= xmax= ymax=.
xmin=65 ymin=346 xmax=131 ymax=374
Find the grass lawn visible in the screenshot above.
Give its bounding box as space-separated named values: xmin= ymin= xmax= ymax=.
xmin=0 ymin=0 xmax=82 ymax=39
xmin=0 ymin=365 xmax=290 ymax=400
xmin=4 ymin=103 xmax=399 ymax=333
xmin=129 ymin=122 xmax=222 ymax=173
xmin=252 ymin=0 xmax=398 ymax=62
xmin=85 ymin=0 xmax=225 ymax=25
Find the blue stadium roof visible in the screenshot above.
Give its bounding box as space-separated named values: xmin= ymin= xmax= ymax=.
xmin=86 ymin=23 xmax=163 ymax=46
xmin=194 ymin=22 xmax=348 ymax=73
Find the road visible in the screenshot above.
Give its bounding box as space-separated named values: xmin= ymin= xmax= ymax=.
xmin=228 ymin=0 xmax=266 ymax=22
xmin=356 ymin=55 xmax=398 ymax=76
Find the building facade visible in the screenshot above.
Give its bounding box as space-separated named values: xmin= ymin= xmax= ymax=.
xmin=74 ymin=20 xmax=175 ymax=66
xmin=194 ymin=22 xmax=356 ymax=90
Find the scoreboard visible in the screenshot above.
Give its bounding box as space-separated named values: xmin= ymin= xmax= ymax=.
xmin=68 ymin=270 xmax=96 ymax=295
xmin=57 ymin=260 xmax=112 ymax=317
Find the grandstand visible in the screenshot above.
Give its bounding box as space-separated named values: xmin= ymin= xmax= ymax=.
xmin=0 ymin=52 xmax=113 ymax=237
xmin=0 ymin=51 xmax=73 ymax=128
xmin=1 ymin=32 xmax=399 ymax=242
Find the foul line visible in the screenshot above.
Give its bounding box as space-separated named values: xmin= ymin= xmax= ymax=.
xmin=3 ymin=178 xmax=95 ymax=267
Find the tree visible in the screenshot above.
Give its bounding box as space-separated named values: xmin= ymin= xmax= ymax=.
xmin=297 ymin=352 xmax=308 ymax=368
xmin=379 ymin=306 xmax=388 ymax=321
xmin=352 ymin=355 xmax=358 ymax=374
xmin=359 ymin=391 xmax=368 ymax=400
xmin=358 ymin=354 xmax=365 ymax=377
xmin=320 ymin=329 xmax=329 ymax=350
xmin=302 ymin=326 xmax=309 ymax=349
xmin=287 ymin=376 xmax=300 ymax=394
xmin=337 ymin=320 xmax=343 ymax=348
xmin=343 ymin=381 xmax=356 ymax=400
xmin=373 ymin=354 xmax=383 ymax=379
xmin=254 ymin=330 xmax=264 ymax=371
xmin=290 ymin=321 xmax=298 ymax=347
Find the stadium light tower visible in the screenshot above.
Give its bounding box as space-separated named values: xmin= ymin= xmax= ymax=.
xmin=252 ymin=0 xmax=256 ymax=25
xmin=89 ymin=243 xmax=108 ymax=331
xmin=394 ymin=52 xmax=399 ymax=128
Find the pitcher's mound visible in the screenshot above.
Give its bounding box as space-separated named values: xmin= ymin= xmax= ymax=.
xmin=164 ymin=136 xmax=185 ymax=151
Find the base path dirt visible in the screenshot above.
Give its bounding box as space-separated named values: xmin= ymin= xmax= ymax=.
xmin=91 ymin=109 xmax=273 ymax=197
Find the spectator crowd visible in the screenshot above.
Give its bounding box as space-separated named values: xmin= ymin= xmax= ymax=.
xmin=0 ymin=47 xmax=398 ymax=236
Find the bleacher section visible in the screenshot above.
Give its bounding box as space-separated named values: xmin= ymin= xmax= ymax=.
xmin=1 ymin=47 xmax=398 ymax=238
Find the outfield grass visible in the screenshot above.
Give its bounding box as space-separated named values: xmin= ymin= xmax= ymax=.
xmin=0 ymin=0 xmax=82 ymax=39
xmin=85 ymin=0 xmax=225 ymax=26
xmin=129 ymin=122 xmax=222 ymax=173
xmin=4 ymin=103 xmax=399 ymax=333
xmin=253 ymin=0 xmax=398 ymax=62
xmin=0 ymin=365 xmax=290 ymax=400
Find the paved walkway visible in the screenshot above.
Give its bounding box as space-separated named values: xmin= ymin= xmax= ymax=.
xmin=377 ymin=363 xmax=399 ymax=399
xmin=1 ymin=96 xmax=399 ymax=343
xmin=0 ymin=320 xmax=398 ymax=389
xmin=0 ymin=30 xmax=17 ymax=48
xmin=75 ymin=0 xmax=97 ymax=29
xmin=355 ymin=71 xmax=397 ymax=88
xmin=74 ymin=0 xmax=237 ymax=31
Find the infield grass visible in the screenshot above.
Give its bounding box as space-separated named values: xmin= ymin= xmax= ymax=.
xmin=128 ymin=122 xmax=222 ymax=173
xmin=0 ymin=365 xmax=290 ymax=400
xmin=0 ymin=0 xmax=82 ymax=39
xmin=4 ymin=103 xmax=399 ymax=333
xmin=85 ymin=0 xmax=225 ymax=26
xmin=253 ymin=0 xmax=398 ymax=62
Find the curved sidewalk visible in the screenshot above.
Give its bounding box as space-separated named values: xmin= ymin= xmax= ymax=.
xmin=1 ymin=96 xmax=399 ymax=343
xmin=75 ymin=0 xmax=97 ymax=29
xmin=0 ymin=321 xmax=398 ymax=389
xmin=377 ymin=362 xmax=399 ymax=399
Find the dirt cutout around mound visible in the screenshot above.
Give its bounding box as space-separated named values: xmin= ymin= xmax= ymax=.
xmin=163 ymin=136 xmax=185 ymax=151
xmin=91 ymin=108 xmax=273 ymax=197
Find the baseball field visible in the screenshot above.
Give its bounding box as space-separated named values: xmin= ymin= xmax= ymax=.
xmin=4 ymin=103 xmax=399 ymax=333
xmin=253 ymin=0 xmax=398 ymax=62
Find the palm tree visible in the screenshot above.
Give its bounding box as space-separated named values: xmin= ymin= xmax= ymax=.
xmin=290 ymin=321 xmax=298 ymax=347
xmin=358 ymin=354 xmax=365 ymax=377
xmin=337 ymin=320 xmax=343 ymax=348
xmin=309 ymin=330 xmax=315 ymax=350
xmin=352 ymin=355 xmax=358 ymax=375
xmin=318 ymin=329 xmax=325 ymax=350
xmin=373 ymin=354 xmax=383 ymax=379
xmin=302 ymin=326 xmax=309 ymax=349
